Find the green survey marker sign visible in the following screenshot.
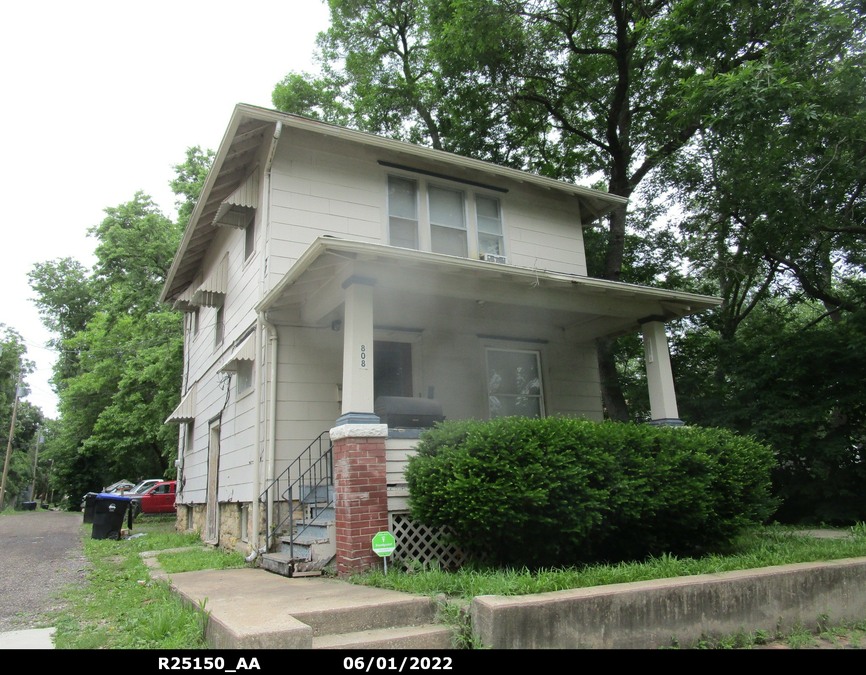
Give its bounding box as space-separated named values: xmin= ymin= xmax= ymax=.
xmin=372 ymin=531 xmax=396 ymax=557
xmin=372 ymin=531 xmax=396 ymax=573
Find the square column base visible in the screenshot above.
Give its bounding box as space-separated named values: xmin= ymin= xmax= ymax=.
xmin=330 ymin=430 xmax=389 ymax=576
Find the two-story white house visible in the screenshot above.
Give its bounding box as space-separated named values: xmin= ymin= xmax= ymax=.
xmin=161 ymin=104 xmax=720 ymax=575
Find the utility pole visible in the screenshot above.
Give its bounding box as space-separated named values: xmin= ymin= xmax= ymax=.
xmin=0 ymin=372 xmax=23 ymax=512
xmin=29 ymin=427 xmax=43 ymax=503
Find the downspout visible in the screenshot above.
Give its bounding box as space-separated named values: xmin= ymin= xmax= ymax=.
xmin=247 ymin=316 xmax=264 ymax=562
xmin=249 ymin=120 xmax=282 ymax=561
xmin=261 ymin=314 xmax=279 ymax=544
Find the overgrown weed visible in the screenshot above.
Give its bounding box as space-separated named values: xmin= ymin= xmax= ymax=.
xmin=51 ymin=520 xmax=213 ymax=649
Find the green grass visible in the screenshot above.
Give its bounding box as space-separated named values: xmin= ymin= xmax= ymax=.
xmin=350 ymin=524 xmax=866 ymax=600
xmin=672 ymin=616 xmax=866 ymax=649
xmin=158 ymin=547 xmax=248 ymax=573
xmin=51 ymin=519 xmax=215 ymax=649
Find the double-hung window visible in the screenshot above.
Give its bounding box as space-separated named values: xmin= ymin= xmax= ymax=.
xmin=388 ymin=176 xmax=419 ymax=249
xmin=244 ymin=219 xmax=256 ymax=261
xmin=476 ymin=196 xmax=504 ymax=257
xmin=215 ymin=306 xmax=224 ymax=347
xmin=429 ymin=186 xmax=467 ymax=257
xmin=387 ymin=173 xmax=505 ymax=261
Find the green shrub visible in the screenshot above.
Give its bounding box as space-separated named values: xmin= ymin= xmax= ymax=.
xmin=405 ymin=418 xmax=776 ymax=567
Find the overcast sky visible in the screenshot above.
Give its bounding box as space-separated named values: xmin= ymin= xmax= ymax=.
xmin=0 ymin=1 xmax=331 ymax=417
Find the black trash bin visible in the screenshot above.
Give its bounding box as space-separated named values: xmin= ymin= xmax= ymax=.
xmin=83 ymin=492 xmax=99 ymax=524
xmin=22 ymin=501 xmax=37 ymax=511
xmin=92 ymin=493 xmax=132 ymax=540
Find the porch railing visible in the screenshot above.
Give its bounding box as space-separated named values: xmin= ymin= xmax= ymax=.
xmin=259 ymin=431 xmax=334 ymax=554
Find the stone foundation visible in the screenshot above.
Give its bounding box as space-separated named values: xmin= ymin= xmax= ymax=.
xmin=175 ymin=502 xmax=263 ymax=554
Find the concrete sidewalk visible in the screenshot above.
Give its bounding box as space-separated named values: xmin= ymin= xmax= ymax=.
xmin=169 ymin=568 xmax=452 ymax=649
xmin=0 ymin=628 xmax=55 ymax=649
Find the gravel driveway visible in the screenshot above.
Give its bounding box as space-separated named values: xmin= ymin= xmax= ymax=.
xmin=0 ymin=511 xmax=87 ymax=632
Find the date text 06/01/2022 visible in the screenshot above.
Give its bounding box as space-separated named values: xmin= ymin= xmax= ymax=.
xmin=343 ymin=657 xmax=453 ymax=671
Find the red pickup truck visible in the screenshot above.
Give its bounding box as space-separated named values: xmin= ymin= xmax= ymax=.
xmin=140 ymin=481 xmax=177 ymax=514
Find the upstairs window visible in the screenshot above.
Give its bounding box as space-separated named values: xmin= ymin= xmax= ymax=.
xmin=429 ymin=186 xmax=467 ymax=257
xmin=388 ymin=176 xmax=419 ymax=249
xmin=244 ymin=219 xmax=256 ymax=261
xmin=215 ymin=306 xmax=224 ymax=347
xmin=386 ymin=172 xmax=506 ymax=261
xmin=476 ymin=196 xmax=503 ymax=257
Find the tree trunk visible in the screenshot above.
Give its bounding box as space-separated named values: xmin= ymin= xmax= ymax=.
xmin=595 ymin=199 xmax=631 ymax=420
xmin=596 ymin=336 xmax=631 ymax=422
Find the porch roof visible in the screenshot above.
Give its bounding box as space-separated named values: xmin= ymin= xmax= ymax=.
xmin=257 ymin=238 xmax=721 ymax=341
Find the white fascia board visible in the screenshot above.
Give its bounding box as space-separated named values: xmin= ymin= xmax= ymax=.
xmin=160 ymin=107 xmax=254 ymax=303
xmin=233 ymin=104 xmax=628 ymax=209
xmin=257 ymin=237 xmax=722 ymax=314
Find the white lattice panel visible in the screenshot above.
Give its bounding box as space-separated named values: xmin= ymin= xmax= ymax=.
xmin=389 ymin=512 xmax=465 ymax=569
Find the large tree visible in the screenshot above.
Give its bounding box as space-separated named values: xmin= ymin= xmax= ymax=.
xmin=274 ymin=0 xmax=829 ymax=419
xmin=30 ymin=147 xmax=212 ymax=502
xmin=0 ymin=327 xmax=44 ymax=507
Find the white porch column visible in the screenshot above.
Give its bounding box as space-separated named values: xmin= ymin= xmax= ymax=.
xmin=639 ymin=317 xmax=683 ymax=426
xmin=336 ymin=276 xmax=379 ymax=425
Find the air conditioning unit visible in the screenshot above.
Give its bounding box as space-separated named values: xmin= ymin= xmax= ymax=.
xmin=481 ymin=253 xmax=508 ymax=264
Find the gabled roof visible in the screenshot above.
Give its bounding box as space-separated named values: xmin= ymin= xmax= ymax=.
xmin=161 ymin=104 xmax=629 ymax=304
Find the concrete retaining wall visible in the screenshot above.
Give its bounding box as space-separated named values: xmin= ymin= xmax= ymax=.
xmin=471 ymin=557 xmax=866 ymax=649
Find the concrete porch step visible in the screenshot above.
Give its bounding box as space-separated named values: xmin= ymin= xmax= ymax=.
xmin=313 ymin=624 xmax=454 ymax=650
xmin=291 ymin=594 xmax=438 ymax=636
xmin=170 ymin=570 xmax=455 ymax=650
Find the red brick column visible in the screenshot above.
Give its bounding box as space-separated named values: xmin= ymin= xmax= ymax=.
xmin=331 ymin=425 xmax=389 ymax=576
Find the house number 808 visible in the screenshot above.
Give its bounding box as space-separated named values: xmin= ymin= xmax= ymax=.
xmin=360 ymin=344 xmax=367 ymax=369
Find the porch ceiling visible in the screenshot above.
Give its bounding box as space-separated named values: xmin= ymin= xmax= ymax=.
xmin=259 ymin=239 xmax=721 ymax=341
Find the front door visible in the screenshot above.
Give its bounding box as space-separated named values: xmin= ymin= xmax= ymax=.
xmin=206 ymin=422 xmax=220 ymax=544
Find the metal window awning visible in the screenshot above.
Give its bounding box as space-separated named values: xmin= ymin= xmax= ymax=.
xmin=172 ymin=283 xmax=198 ymax=312
xmin=165 ymin=385 xmax=196 ymax=425
xmin=218 ymin=332 xmax=256 ymax=373
xmin=213 ymin=171 xmax=259 ymax=229
xmin=191 ymin=255 xmax=228 ymax=307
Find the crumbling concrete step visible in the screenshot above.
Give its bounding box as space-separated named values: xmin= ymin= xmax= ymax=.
xmin=261 ymin=552 xmax=294 ymax=576
xmin=292 ymin=595 xmax=438 ymax=636
xmin=312 ymin=624 xmax=454 ymax=650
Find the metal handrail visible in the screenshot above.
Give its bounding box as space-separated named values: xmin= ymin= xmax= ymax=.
xmin=259 ymin=431 xmax=334 ymax=553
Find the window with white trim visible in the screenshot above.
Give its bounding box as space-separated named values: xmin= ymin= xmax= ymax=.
xmin=237 ymin=360 xmax=254 ymax=395
xmin=388 ymin=176 xmax=419 ymax=249
xmin=486 ymin=349 xmax=544 ymax=418
xmin=387 ymin=174 xmax=505 ymax=260
xmin=476 ymin=195 xmax=504 ymax=256
xmin=215 ymin=306 xmax=224 ymax=347
xmin=244 ymin=219 xmax=256 ymax=261
xmin=429 ymin=185 xmax=467 ymax=257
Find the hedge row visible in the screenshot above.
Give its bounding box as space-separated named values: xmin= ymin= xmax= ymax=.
xmin=405 ymin=418 xmax=776 ymax=567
